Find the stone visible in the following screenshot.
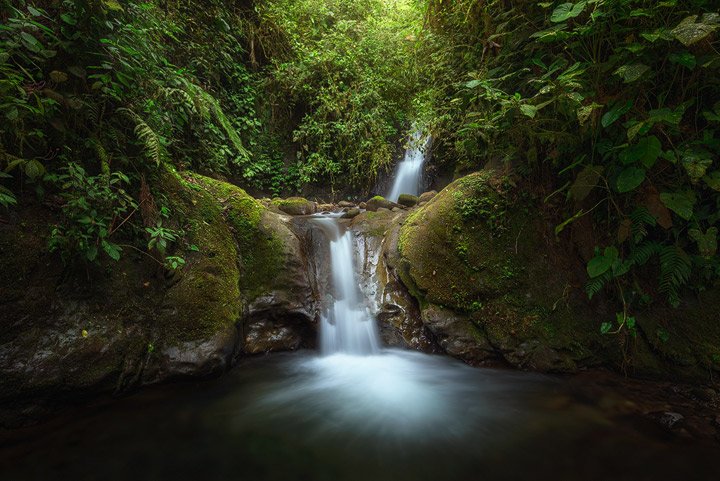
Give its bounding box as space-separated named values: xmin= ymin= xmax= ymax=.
xmin=274 ymin=197 xmax=317 ymax=216
xmin=342 ymin=208 xmax=360 ymax=219
xmin=317 ymin=203 xmax=335 ymax=212
xmin=365 ymin=195 xmax=394 ymax=212
xmin=338 ymin=201 xmax=355 ymax=208
xmin=659 ymin=411 xmax=685 ymax=429
xmin=359 ymin=202 xmax=367 ymax=209
xmin=397 ymin=193 xmax=419 ymax=207
xmin=421 ymin=305 xmax=495 ymax=361
xmin=418 ymin=190 xmax=438 ymax=203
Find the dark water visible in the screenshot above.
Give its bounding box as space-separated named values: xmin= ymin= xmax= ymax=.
xmin=1 ymin=349 xmax=717 ymax=481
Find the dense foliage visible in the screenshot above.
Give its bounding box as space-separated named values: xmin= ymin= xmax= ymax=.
xmin=0 ymin=0 xmax=424 ymax=265
xmin=421 ymin=0 xmax=720 ymax=331
xmin=254 ymin=0 xmax=423 ymax=191
xmin=0 ymin=0 xmax=269 ymax=264
xmin=2 ymin=0 xmax=719 ymax=335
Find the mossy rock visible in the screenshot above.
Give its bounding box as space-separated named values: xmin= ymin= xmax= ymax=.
xmin=397 ymin=170 xmax=604 ymax=371
xmin=397 ymin=194 xmax=419 ymax=207
xmin=366 ymin=195 xmax=395 ymax=212
xmin=0 ymin=170 xmax=315 ymax=419
xmin=273 ymin=197 xmax=317 ymax=216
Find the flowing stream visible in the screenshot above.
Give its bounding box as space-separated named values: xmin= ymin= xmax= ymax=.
xmin=386 ymin=129 xmax=430 ymax=202
xmin=1 ymin=215 xmax=717 ymax=481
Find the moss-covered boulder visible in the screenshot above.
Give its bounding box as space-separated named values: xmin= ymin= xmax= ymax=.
xmin=397 ymin=194 xmax=419 ymax=207
xmin=395 ymin=170 xmax=720 ymax=380
xmin=396 ymin=171 xmax=610 ymax=371
xmin=365 ymin=195 xmax=396 ymax=212
xmin=418 ymin=190 xmax=437 ymax=203
xmin=0 ymin=172 xmax=317 ymax=424
xmin=273 ymin=196 xmax=317 ymax=216
xmin=341 ymin=208 xmax=361 ymax=219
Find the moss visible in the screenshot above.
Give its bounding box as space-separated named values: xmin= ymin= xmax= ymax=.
xmin=159 ymin=170 xmax=242 ymax=342
xmin=189 ymin=174 xmax=285 ymax=302
xmin=272 ymin=196 xmax=315 ymax=215
xmin=397 ymin=170 xmax=606 ymax=369
xmin=398 ymin=171 xmax=520 ymax=311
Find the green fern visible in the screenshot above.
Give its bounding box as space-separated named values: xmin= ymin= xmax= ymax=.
xmin=586 ymin=270 xmax=613 ymax=299
xmin=89 ymin=136 xmax=111 ymax=175
xmin=658 ymin=245 xmax=692 ymax=308
xmin=116 ymin=108 xmax=164 ymax=166
xmin=630 ymin=207 xmax=656 ymax=244
xmin=162 ymin=87 xmax=200 ymax=116
xmin=626 ymin=241 xmax=661 ymax=268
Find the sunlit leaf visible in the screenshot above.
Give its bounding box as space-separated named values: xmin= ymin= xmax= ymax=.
xmin=550 ymin=2 xmax=587 ymax=23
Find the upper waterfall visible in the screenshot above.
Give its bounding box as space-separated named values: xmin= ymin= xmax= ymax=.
xmin=387 ymin=129 xmax=431 ymax=202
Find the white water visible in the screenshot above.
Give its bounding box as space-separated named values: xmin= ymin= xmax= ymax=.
xmin=313 ymin=216 xmax=381 ymax=355
xmin=387 ymin=129 xmax=431 ymax=202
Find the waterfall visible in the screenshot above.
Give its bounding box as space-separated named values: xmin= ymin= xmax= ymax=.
xmin=386 ymin=129 xmax=431 ymax=202
xmin=313 ymin=216 xmax=381 ymax=355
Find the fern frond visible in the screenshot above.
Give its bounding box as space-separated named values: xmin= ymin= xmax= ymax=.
xmin=194 ymin=87 xmax=251 ymax=161
xmin=586 ymin=270 xmax=613 ymax=299
xmin=90 ymin=136 xmax=111 ymax=175
xmin=630 ymin=207 xmax=656 ymax=243
xmin=162 ymin=87 xmax=198 ymax=115
xmin=658 ymin=245 xmax=692 ymax=307
xmin=626 ymin=241 xmax=661 ymax=267
xmin=116 ymin=108 xmax=164 ymax=166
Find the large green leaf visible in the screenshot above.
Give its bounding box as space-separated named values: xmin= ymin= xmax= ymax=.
xmin=550 ymin=2 xmax=587 ymax=23
xmin=619 ymin=136 xmax=661 ymax=168
xmin=616 ymin=167 xmax=646 ymax=193
xmin=601 ymin=100 xmax=632 ymax=128
xmin=519 ymin=104 xmax=538 ymax=118
xmin=669 ymin=51 xmax=696 ymax=69
xmin=587 ymin=246 xmax=619 ymax=278
xmin=614 ymin=63 xmax=650 ymax=83
xmin=682 ymin=154 xmax=712 ymax=183
xmin=659 ymin=191 xmax=696 ymax=220
xmin=703 ymin=171 xmax=720 ymax=191
xmin=672 ymin=14 xmax=719 ymax=46
xmin=689 ymin=228 xmax=718 ymax=258
xmin=647 ymin=106 xmax=686 ymax=126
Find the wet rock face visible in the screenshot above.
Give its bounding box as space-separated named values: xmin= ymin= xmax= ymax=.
xmin=420 ymin=305 xmax=494 ymax=362
xmin=243 ymin=314 xmax=314 ymax=354
xmin=350 ymin=210 xmax=436 ymax=352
